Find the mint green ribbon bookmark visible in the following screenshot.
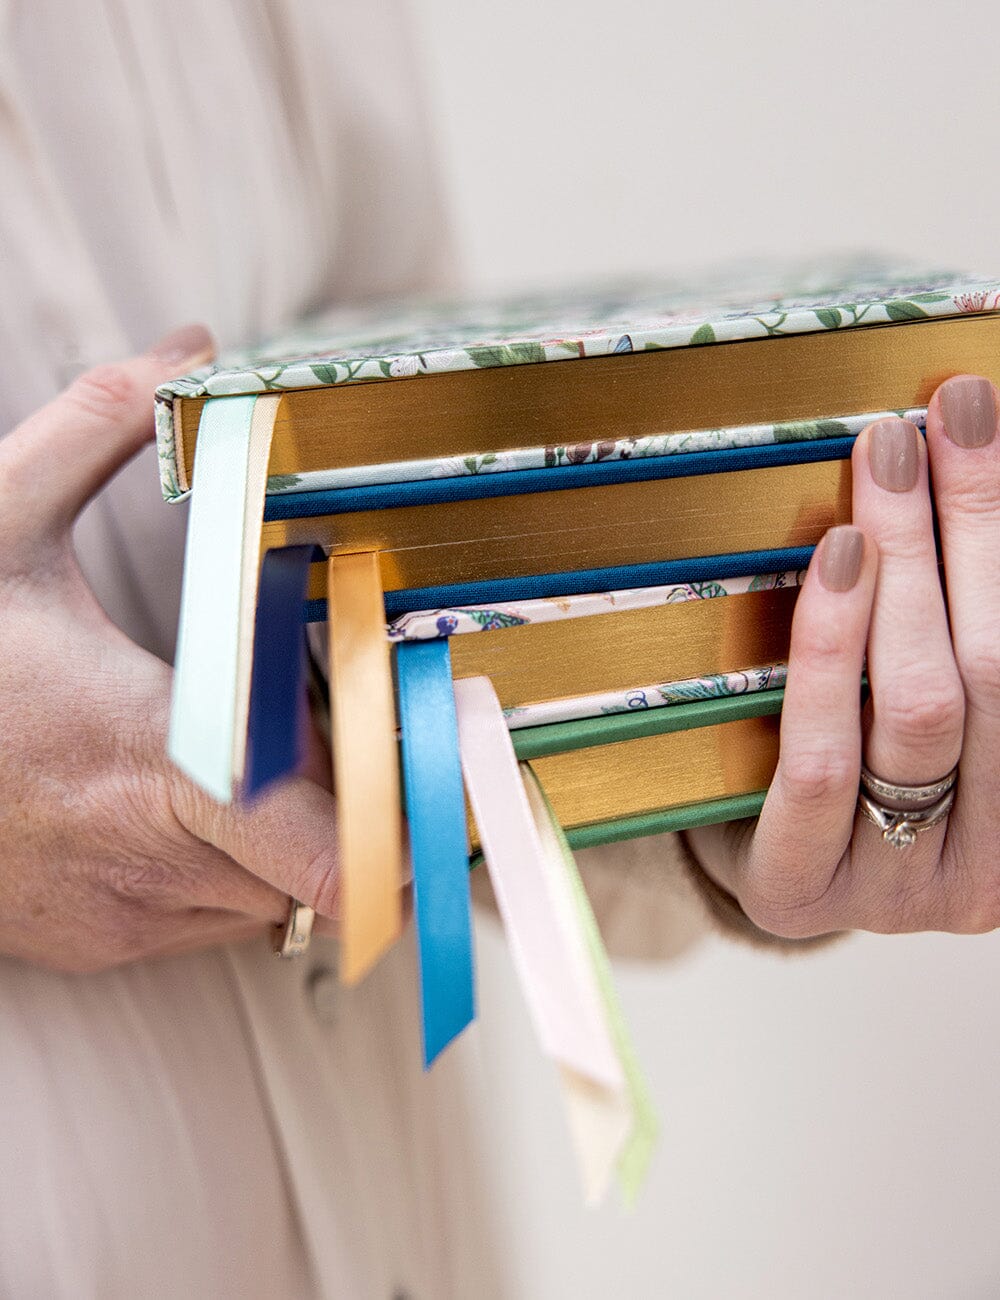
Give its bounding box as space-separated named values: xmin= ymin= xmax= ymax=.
xmin=170 ymin=395 xmax=279 ymax=802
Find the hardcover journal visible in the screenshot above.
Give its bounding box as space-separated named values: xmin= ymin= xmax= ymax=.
xmin=156 ymin=261 xmax=1000 ymax=1201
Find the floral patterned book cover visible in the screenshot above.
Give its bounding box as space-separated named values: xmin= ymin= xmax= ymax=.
xmin=155 ymin=258 xmax=1000 ymax=500
xmin=385 ymin=567 xmax=800 ymax=729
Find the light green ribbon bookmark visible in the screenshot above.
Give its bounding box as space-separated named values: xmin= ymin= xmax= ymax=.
xmin=521 ymin=763 xmax=659 ymax=1206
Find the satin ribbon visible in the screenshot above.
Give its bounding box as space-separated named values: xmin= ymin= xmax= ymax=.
xmin=327 ymin=552 xmax=404 ymax=985
xmin=245 ymin=545 xmax=315 ymax=797
xmin=452 ymin=676 xmax=621 ymax=1087
xmin=170 ymin=394 xmax=279 ymax=802
xmin=522 ymin=765 xmax=658 ymax=1205
xmin=395 ymin=640 xmax=476 ymax=1066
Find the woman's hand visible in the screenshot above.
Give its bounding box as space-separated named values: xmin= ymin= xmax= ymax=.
xmin=0 ymin=328 xmax=341 ymax=971
xmin=685 ymin=375 xmax=1000 ymax=937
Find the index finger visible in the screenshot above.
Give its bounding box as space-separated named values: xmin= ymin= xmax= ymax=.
xmin=169 ymin=767 xmax=343 ymax=920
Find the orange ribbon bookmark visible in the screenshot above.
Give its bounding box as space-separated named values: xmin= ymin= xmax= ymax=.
xmin=327 ymin=551 xmax=404 ymax=984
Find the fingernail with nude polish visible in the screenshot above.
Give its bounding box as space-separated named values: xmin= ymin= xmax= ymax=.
xmin=818 ymin=526 xmax=863 ymax=592
xmin=148 ymin=323 xmax=215 ymax=368
xmin=939 ymin=375 xmax=999 ymax=449
xmin=868 ymin=417 xmax=919 ymax=492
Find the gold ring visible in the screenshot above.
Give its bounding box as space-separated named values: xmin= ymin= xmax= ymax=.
xmin=274 ymin=898 xmax=316 ymax=958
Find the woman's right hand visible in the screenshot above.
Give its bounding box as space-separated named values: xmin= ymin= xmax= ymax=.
xmin=0 ymin=328 xmax=342 ymax=971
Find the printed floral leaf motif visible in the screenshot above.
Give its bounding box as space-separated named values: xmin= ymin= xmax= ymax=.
xmin=462 ymin=453 xmax=498 ymax=473
xmin=906 ymin=292 xmax=953 ymax=303
xmin=466 ymin=342 xmax=547 ymax=368
xmin=775 ymin=418 xmax=851 ymax=442
xmin=544 ymin=446 xmax=561 ymax=468
xmin=657 ymin=679 xmax=727 ymax=703
xmin=689 ymin=322 xmax=716 ymax=346
xmin=814 ymin=307 xmax=842 ymax=329
xmin=464 ymin=609 xmax=530 ymax=631
xmin=309 ymin=363 xmax=342 ymax=385
xmin=690 ymin=581 xmax=727 ymax=599
xmin=815 ymin=419 xmax=852 ymax=438
xmin=884 ymin=300 xmax=929 ymax=321
xmin=266 ymin=474 xmax=303 ymax=492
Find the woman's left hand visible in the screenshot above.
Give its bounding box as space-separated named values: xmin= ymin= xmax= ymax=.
xmin=685 ymin=373 xmax=1000 ymax=937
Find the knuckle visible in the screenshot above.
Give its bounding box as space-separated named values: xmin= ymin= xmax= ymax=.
xmin=873 ymin=678 xmax=965 ymax=750
xmin=739 ymin=854 xmax=842 ymax=939
xmin=778 ymin=747 xmax=858 ymax=810
xmin=937 ymin=470 xmax=1000 ymax=520
xmin=865 ymin=525 xmax=932 ymax=566
xmin=68 ymin=364 xmax=137 ymax=420
xmin=97 ymin=855 xmax=176 ymax=906
xmin=293 ymin=849 xmax=340 ymax=920
xmin=739 ymin=881 xmax=831 ymax=939
xmin=791 ymin=621 xmax=852 ymax=673
xmin=740 ymin=897 xmax=815 ymax=939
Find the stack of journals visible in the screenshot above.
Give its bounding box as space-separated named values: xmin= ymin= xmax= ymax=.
xmin=157 ymin=262 xmax=1000 ymax=1198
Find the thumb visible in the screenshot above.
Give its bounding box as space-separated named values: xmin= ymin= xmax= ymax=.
xmin=0 ymin=324 xmax=214 ymax=549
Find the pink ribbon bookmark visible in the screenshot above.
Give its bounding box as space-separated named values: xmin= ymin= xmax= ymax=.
xmin=452 ymin=677 xmax=622 ymax=1089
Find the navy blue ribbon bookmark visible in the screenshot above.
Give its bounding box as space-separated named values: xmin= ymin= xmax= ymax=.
xmin=246 ymin=545 xmax=316 ymax=796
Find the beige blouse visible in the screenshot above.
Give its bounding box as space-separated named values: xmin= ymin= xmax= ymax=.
xmin=0 ymin=3 xmax=713 ymax=1295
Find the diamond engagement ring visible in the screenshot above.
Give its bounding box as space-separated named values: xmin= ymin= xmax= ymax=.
xmin=857 ymin=764 xmax=958 ymax=849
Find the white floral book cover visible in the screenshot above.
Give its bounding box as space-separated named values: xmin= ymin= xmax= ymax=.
xmin=154 ymin=258 xmax=1000 ymax=501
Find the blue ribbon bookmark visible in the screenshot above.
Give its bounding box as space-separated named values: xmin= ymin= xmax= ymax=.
xmin=245 ymin=545 xmax=316 ymax=797
xmin=395 ymin=639 xmax=476 ymax=1066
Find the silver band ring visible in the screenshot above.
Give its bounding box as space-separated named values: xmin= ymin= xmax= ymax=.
xmin=859 ymin=764 xmax=958 ymax=808
xmin=274 ymin=898 xmax=316 ymax=958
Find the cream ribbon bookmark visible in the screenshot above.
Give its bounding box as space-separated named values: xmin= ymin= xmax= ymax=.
xmin=522 ymin=765 xmax=659 ymax=1206
xmin=327 ymin=552 xmax=404 ymax=985
xmin=170 ymin=395 xmax=280 ymax=802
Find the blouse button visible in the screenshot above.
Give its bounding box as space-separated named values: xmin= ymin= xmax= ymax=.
xmin=308 ymin=965 xmax=338 ymax=1026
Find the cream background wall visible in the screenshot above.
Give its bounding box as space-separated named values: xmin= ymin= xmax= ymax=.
xmin=408 ymin=2 xmax=1000 ymax=1296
